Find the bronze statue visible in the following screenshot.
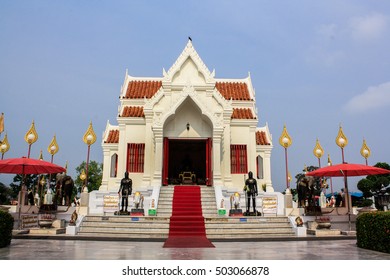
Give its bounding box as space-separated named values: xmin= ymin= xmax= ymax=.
xmin=118 ymin=172 xmax=132 ymax=212
xmin=244 ymin=171 xmax=258 ymax=214
xmin=62 ymin=175 xmax=74 ymax=206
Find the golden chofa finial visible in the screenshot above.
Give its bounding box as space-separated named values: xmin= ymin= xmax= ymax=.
xmin=83 ymin=121 xmax=97 ymax=146
xmin=313 ymin=138 xmax=324 ymax=159
xmin=335 ymin=125 xmax=348 ymax=148
xmin=279 ymin=125 xmax=292 ymax=148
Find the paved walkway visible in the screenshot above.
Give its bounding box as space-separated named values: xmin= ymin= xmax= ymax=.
xmin=1 ymin=238 xmax=389 ymax=260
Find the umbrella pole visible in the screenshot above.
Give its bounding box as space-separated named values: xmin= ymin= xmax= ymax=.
xmin=344 ymin=175 xmax=351 ymax=231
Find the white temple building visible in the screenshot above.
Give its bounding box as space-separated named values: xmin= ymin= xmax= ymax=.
xmin=93 ymin=40 xmax=274 ymax=213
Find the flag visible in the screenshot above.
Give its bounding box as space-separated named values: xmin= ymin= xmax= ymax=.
xmin=0 ymin=113 xmax=4 ymax=134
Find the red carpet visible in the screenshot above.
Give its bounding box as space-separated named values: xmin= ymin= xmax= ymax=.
xmin=163 ymin=186 xmax=214 ymax=248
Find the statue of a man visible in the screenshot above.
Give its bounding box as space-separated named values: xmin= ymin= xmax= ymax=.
xmin=118 ymin=172 xmax=132 ymax=212
xmin=244 ymin=171 xmax=258 ymax=214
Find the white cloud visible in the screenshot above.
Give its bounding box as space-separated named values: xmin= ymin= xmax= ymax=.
xmin=345 ymin=82 xmax=390 ymax=113
xmin=348 ymin=13 xmax=388 ymax=42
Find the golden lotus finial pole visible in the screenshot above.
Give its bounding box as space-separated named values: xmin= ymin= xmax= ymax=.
xmin=83 ymin=122 xmax=97 ymax=192
xmin=0 ymin=112 xmax=4 ymax=137
xmin=360 ymin=138 xmax=371 ymax=165
xmin=279 ymin=125 xmax=292 ymax=190
xmin=335 ymin=125 xmax=348 ymax=163
xmin=80 ymin=169 xmax=87 ymax=192
xmin=327 ymin=154 xmax=334 ymax=195
xmin=0 ymin=133 xmax=10 ymax=160
xmin=24 ymin=120 xmax=38 ymax=158
xmin=313 ymin=138 xmax=324 ymax=167
xmin=48 ymin=135 xmax=59 ymax=163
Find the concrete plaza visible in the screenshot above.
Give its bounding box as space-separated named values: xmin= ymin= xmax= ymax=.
xmin=1 ymin=238 xmax=389 ymax=260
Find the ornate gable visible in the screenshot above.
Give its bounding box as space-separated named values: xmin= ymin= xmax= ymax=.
xmin=163 ymin=40 xmax=215 ymax=84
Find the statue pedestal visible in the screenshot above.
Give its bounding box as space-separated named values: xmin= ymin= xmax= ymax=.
xmin=229 ymin=209 xmax=242 ymax=216
xmin=78 ymin=206 xmax=89 ymax=216
xmin=285 ymin=193 xmax=293 ymax=208
xmin=131 ymin=209 xmax=144 ymax=216
xmin=80 ymin=191 xmax=89 ymax=207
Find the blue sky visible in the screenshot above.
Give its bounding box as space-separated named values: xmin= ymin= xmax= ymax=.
xmin=1 ymin=0 xmax=390 ymax=192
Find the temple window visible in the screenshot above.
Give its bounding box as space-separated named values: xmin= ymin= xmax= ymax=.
xmin=257 ymin=155 xmax=264 ymax=179
xmin=110 ymin=153 xmax=118 ymax=177
xmin=230 ymin=144 xmax=248 ymax=174
xmin=127 ymin=143 xmax=145 ymax=173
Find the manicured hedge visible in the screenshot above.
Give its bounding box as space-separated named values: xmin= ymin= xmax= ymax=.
xmin=0 ymin=210 xmax=14 ymax=248
xmin=356 ymin=211 xmax=390 ymax=254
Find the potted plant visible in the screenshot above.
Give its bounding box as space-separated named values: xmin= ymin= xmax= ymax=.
xmin=315 ymin=216 xmax=331 ymax=229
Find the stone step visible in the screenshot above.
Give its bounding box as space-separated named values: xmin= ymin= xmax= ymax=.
xmin=77 ymin=186 xmax=296 ymax=239
xmin=79 ymin=226 xmax=169 ymax=234
xmin=206 ymin=232 xmax=296 ymax=239
xmin=77 ymin=232 xmax=169 ymax=239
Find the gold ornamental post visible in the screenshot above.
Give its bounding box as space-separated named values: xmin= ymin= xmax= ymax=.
xmin=360 ymin=139 xmax=371 ymax=166
xmin=335 ymin=125 xmax=351 ymax=230
xmin=335 ymin=125 xmax=348 ymax=163
xmin=0 ymin=133 xmax=10 ymax=159
xmin=279 ymin=125 xmax=292 ymax=190
xmin=83 ymin=122 xmax=96 ymax=192
xmin=313 ymin=138 xmax=324 ymax=167
xmin=48 ymin=135 xmax=59 ymax=163
xmin=327 ymin=154 xmax=334 ymax=195
xmin=24 ymin=121 xmax=38 ymax=158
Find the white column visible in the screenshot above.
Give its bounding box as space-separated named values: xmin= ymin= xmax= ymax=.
xmin=248 ymin=126 xmax=257 ymax=174
xmin=213 ymin=128 xmax=223 ymax=186
xmin=152 ymin=127 xmax=163 ymax=186
xmin=222 ymin=122 xmax=232 ymax=188
xmin=142 ymin=116 xmax=153 ymax=186
xmin=100 ymin=147 xmax=111 ymax=191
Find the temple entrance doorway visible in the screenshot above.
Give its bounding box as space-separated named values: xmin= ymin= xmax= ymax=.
xmin=162 ymin=138 xmax=212 ymax=186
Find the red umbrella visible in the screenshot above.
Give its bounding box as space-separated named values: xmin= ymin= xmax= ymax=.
xmin=306 ymin=162 xmax=390 ymax=231
xmin=0 ymin=157 xmax=66 ymax=229
xmin=0 ymin=157 xmax=66 ymax=175
xmin=306 ymin=163 xmax=390 ymax=177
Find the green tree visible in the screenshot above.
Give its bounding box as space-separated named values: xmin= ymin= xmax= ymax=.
xmin=0 ymin=182 xmax=12 ymax=204
xmin=74 ymin=161 xmax=103 ymax=193
xmin=358 ymin=162 xmax=390 ymax=195
xmin=357 ymin=162 xmax=390 ymax=208
xmin=9 ymin=174 xmax=39 ymax=199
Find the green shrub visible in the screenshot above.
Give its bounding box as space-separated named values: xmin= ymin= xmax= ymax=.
xmin=0 ymin=210 xmax=14 ymax=248
xmin=356 ymin=212 xmax=390 ymax=254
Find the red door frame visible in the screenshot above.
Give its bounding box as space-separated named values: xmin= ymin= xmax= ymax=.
xmin=206 ymin=138 xmax=212 ymax=186
xmin=162 ymin=137 xmax=169 ymax=185
xmin=161 ymin=137 xmax=212 ymax=186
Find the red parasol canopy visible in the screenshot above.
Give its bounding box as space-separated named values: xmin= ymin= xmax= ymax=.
xmin=0 ymin=157 xmax=66 ymax=175
xmin=305 ymin=163 xmax=390 ymax=177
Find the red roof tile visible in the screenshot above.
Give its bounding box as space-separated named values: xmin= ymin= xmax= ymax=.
xmin=125 ymin=80 xmax=162 ymax=99
xmin=121 ymin=106 xmax=145 ymax=118
xmin=256 ymin=131 xmax=270 ymax=145
xmin=105 ymin=129 xmax=119 ymax=143
xmin=231 ymin=108 xmax=255 ymax=119
xmin=216 ymin=82 xmax=251 ymax=100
